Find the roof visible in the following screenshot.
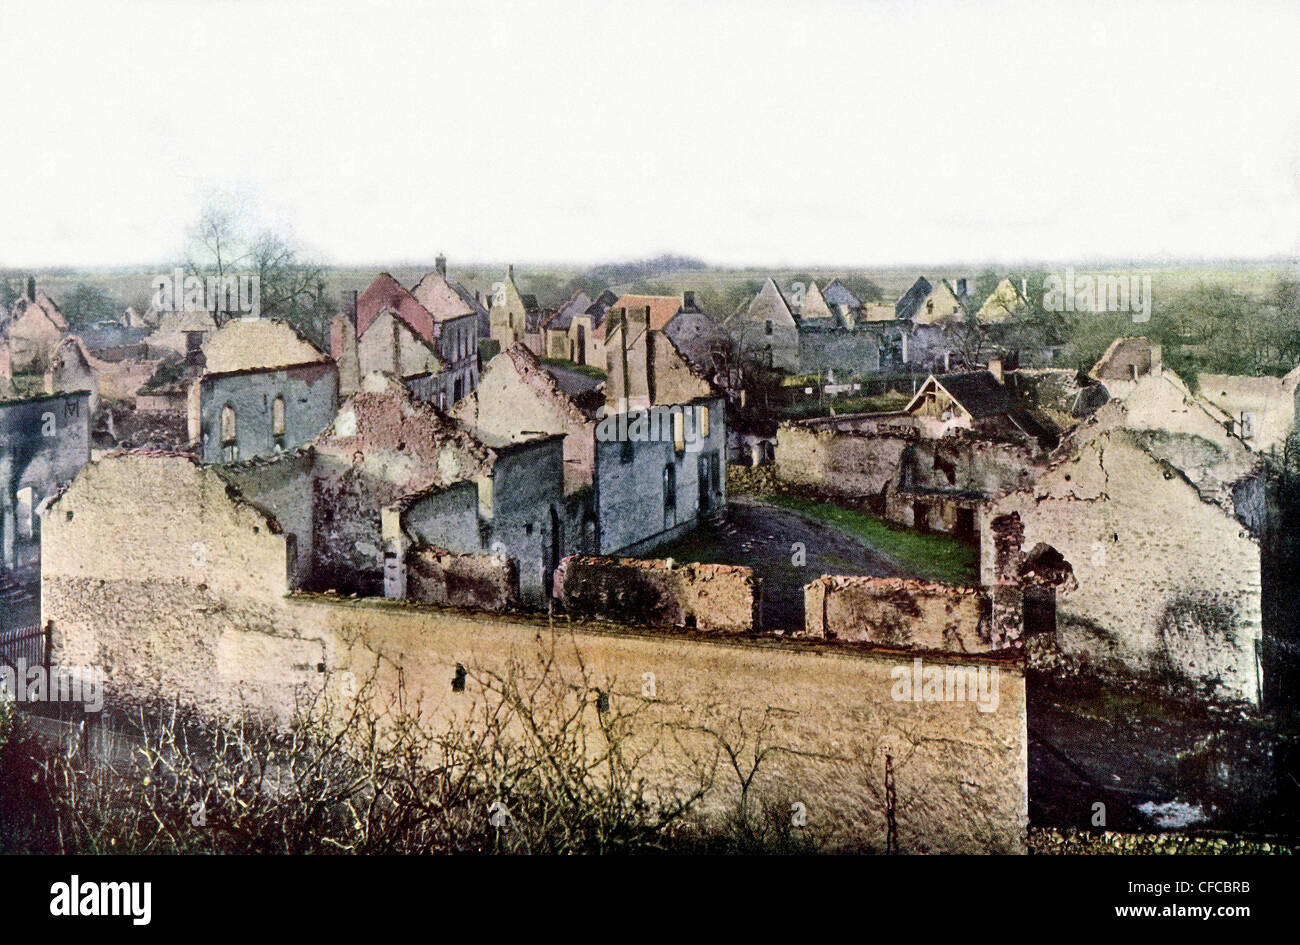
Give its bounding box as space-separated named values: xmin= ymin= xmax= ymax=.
xmin=586 ymin=290 xmax=617 ymax=329
xmin=200 ymin=318 xmax=329 ymax=374
xmin=544 ymin=290 xmax=593 ymax=332
xmin=908 ymin=371 xmax=1011 ymax=419
xmin=596 ymin=294 xmax=683 ymax=340
xmin=409 ymin=271 xmax=475 ymax=322
xmin=895 ymin=277 xmax=933 ymax=321
xmin=1090 ymin=336 xmax=1156 ymax=380
xmin=356 ymin=273 xmax=437 ymax=344
xmin=823 ymin=279 xmax=862 ymax=311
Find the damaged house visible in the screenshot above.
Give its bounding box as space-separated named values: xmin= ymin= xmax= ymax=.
xmin=189 ymin=318 xmax=339 ymax=464
xmin=982 ymin=352 xmax=1274 ymax=704
xmin=776 ymin=361 xmax=1058 ymax=541
xmin=306 ymin=374 xmax=564 ymax=604
xmin=334 ymin=267 xmax=480 ymax=409
xmin=597 ymin=304 xmax=728 ymax=554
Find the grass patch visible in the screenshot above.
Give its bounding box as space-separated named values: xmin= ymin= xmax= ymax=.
xmin=759 ymin=494 xmax=978 ymax=585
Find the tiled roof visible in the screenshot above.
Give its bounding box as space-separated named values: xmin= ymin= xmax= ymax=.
xmin=410 ymin=271 xmax=475 ymax=322
xmin=356 ymin=273 xmax=436 ymax=344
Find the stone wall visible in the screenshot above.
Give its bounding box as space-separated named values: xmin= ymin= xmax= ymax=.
xmin=193 ymin=361 xmax=338 ymax=464
xmin=558 ymin=555 xmax=759 ymax=633
xmin=775 ymin=422 xmax=910 ymax=501
xmin=796 ymin=329 xmax=881 ymax=377
xmin=406 ymin=545 xmax=518 ymax=611
xmin=803 ymin=576 xmax=998 ymax=652
xmin=45 ymin=564 xmax=1028 ymax=851
xmin=982 ymin=427 xmax=1264 ymax=703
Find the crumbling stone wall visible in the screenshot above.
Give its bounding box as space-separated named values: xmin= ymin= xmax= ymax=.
xmin=774 ymin=422 xmax=910 ymax=503
xmin=406 ymin=546 xmax=518 ymax=611
xmin=558 ymin=556 xmax=758 ymax=633
xmin=982 ymin=428 xmax=1263 ymax=703
xmin=45 ymin=552 xmax=1029 ymax=851
xmin=803 ymin=576 xmax=1000 ymax=652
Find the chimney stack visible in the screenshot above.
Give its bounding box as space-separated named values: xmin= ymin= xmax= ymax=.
xmin=682 ymin=290 xmax=696 ymax=310
xmin=436 ymin=253 xmax=447 ymax=277
xmin=989 ymin=358 xmax=1003 ymax=384
xmin=26 ymin=276 xmax=35 ymax=303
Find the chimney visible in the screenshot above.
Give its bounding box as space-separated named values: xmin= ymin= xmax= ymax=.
xmin=682 ymin=290 xmax=696 ymax=310
xmin=340 ymin=289 xmax=359 ymax=333
xmin=1149 ymin=343 xmax=1162 ymax=376
xmin=956 ymin=278 xmax=967 ymax=297
xmin=989 ymin=358 xmax=1003 ymax=384
xmin=507 ymin=264 xmax=514 ymax=279
xmin=26 ymin=276 xmax=35 ymax=302
xmin=435 ymin=253 xmax=447 ymax=277
xmin=1020 ymin=278 xmax=1028 ymax=300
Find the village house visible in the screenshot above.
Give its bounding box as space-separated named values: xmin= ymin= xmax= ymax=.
xmin=598 ymin=304 xmax=727 ymax=554
xmin=188 ymin=318 xmax=338 ymax=464
xmin=978 ymin=278 xmax=1031 ymax=323
xmin=981 ymin=371 xmax=1269 ymax=704
xmin=334 ymin=268 xmax=480 ymax=409
xmin=775 ymin=362 xmax=1058 ymax=541
xmin=542 ymin=290 xmax=593 ymax=361
xmin=794 ymin=280 xmax=881 ymax=377
xmin=307 ymin=374 xmax=565 ymax=604
xmin=488 ymin=265 xmax=548 ymax=355
xmin=726 ymin=277 xmax=800 ymax=372
xmin=6 ymin=286 xmax=69 ymax=374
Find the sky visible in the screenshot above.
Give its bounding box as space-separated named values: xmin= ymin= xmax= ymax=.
xmin=2 ymin=0 xmax=1298 ymax=269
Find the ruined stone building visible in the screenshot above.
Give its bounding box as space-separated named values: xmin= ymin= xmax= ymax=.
xmin=41 ymin=446 xmax=1029 ymax=853
xmin=726 ymin=277 xmax=801 ymax=372
xmin=5 ymin=287 xmax=68 ymax=374
xmin=981 ymin=359 xmax=1272 ymax=704
xmin=977 ymin=278 xmax=1030 ymax=323
xmin=454 ymin=344 xmax=599 ymax=499
xmin=542 ymin=290 xmax=593 ymax=361
xmin=187 ymin=319 xmax=338 ymax=464
xmin=0 ymin=390 xmax=91 ymax=574
xmin=333 ymin=269 xmax=480 ymax=409
xmin=599 ymin=305 xmax=728 ymax=553
xmin=776 ymin=365 xmax=1057 ymax=541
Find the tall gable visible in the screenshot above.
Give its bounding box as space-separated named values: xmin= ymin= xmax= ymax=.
xmin=410 ymin=271 xmax=475 ymax=322
xmin=357 ymin=272 xmax=436 ymax=343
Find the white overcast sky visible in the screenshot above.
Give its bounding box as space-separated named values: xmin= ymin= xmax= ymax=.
xmin=2 ymin=0 xmax=1297 ymax=269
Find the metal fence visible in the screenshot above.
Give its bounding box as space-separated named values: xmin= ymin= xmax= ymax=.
xmin=0 ymin=623 xmax=48 ymax=671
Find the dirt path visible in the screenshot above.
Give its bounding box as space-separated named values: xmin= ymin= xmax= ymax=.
xmin=651 ymin=497 xmax=906 ymax=632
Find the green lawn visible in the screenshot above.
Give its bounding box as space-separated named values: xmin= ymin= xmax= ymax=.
xmin=758 ymin=494 xmax=979 ymax=585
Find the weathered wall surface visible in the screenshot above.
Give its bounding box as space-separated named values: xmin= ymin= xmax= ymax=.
xmin=559 ymin=556 xmax=759 ymax=633
xmin=594 ymin=399 xmax=726 ymax=554
xmin=982 ymin=428 xmax=1263 ymax=703
xmin=1 ymin=390 xmax=92 ymax=571
xmin=218 ymin=449 xmax=318 ymax=589
xmin=796 ymin=329 xmax=880 ymax=377
xmin=195 ymin=361 xmax=338 ymax=464
xmin=775 ymin=422 xmax=910 ymax=500
xmin=804 ymin=576 xmax=997 ymax=652
xmin=1197 ymin=372 xmax=1298 ymax=453
xmin=46 ymin=562 xmax=1028 ymax=852
xmin=406 ymin=546 xmax=518 ymax=611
